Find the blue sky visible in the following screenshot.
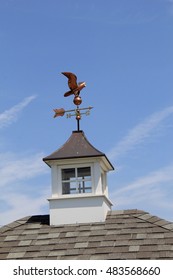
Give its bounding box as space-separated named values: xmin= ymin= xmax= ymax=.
xmin=0 ymin=0 xmax=173 ymax=226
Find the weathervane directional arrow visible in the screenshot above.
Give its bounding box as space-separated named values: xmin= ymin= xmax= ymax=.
xmin=53 ymin=106 xmax=93 ymax=118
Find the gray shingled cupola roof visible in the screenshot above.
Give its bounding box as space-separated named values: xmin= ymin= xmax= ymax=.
xmin=43 ymin=130 xmax=114 ymax=170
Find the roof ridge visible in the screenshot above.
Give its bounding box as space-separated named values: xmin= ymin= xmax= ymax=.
xmin=0 ymin=216 xmax=31 ymax=234
xmin=133 ymin=212 xmax=173 ymax=232
xmin=108 ymin=209 xmax=148 ymax=215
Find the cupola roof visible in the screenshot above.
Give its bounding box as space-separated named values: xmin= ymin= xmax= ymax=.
xmin=43 ymin=130 xmax=114 ymax=170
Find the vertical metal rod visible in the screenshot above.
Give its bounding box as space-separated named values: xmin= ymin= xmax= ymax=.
xmin=77 ymin=118 xmax=80 ymax=131
xmin=76 ymin=106 xmax=80 ymax=131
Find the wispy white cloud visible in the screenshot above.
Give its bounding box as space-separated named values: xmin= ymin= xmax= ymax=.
xmin=0 ymin=95 xmax=51 ymax=226
xmin=111 ymin=163 xmax=173 ymax=220
xmin=0 ymin=95 xmax=37 ymax=129
xmin=0 ymin=152 xmax=49 ymax=226
xmin=0 ymin=189 xmax=50 ymax=226
xmin=107 ymin=106 xmax=173 ymax=161
xmin=108 ymin=105 xmax=173 ymax=221
xmin=114 ymin=163 xmax=173 ymax=196
xmin=0 ymin=152 xmax=47 ymax=188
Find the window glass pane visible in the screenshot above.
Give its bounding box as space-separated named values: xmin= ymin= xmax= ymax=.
xmin=84 ymin=187 xmax=92 ymax=193
xmin=77 ymin=181 xmax=92 ymax=194
xmin=84 ymin=181 xmax=91 ymax=188
xmin=77 ymin=167 xmax=91 ymax=179
xmin=62 ymin=182 xmax=70 ymax=194
xmin=70 ymin=187 xmax=77 ymax=194
xmin=62 ymin=181 xmax=77 ymax=194
xmin=62 ymin=168 xmax=75 ymax=180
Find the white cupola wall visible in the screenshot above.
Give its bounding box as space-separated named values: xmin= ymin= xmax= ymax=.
xmin=43 ymin=130 xmax=114 ymax=225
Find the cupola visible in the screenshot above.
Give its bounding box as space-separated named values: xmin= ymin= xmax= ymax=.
xmin=43 ymin=71 xmax=114 ymax=225
xmin=43 ymin=130 xmax=114 ymax=225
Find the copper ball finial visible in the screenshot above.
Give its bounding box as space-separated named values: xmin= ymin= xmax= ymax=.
xmin=76 ymin=109 xmax=81 ymax=121
xmin=73 ymin=95 xmax=82 ymax=106
xmin=76 ymin=114 xmax=81 ymax=120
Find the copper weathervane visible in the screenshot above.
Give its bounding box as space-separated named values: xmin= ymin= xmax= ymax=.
xmin=53 ymin=72 xmax=93 ymax=131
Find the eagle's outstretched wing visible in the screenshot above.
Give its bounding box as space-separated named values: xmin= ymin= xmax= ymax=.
xmin=61 ymin=72 xmax=77 ymax=90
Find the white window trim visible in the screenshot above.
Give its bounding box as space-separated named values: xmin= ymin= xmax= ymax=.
xmin=60 ymin=163 xmax=94 ymax=196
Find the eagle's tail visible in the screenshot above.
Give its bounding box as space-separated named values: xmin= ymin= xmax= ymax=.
xmin=64 ymin=90 xmax=74 ymax=97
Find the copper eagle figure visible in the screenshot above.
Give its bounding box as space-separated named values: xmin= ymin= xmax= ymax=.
xmin=62 ymin=72 xmax=86 ymax=97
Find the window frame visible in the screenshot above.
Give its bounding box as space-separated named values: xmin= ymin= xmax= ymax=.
xmin=61 ymin=164 xmax=93 ymax=195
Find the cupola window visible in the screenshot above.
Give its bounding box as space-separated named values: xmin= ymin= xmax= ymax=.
xmin=62 ymin=166 xmax=92 ymax=195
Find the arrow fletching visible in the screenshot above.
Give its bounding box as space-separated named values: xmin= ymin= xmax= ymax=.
xmin=53 ymin=108 xmax=65 ymax=118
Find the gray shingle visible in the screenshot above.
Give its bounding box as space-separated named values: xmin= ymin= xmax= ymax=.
xmin=100 ymin=240 xmax=114 ymax=247
xmin=74 ymin=242 xmax=88 ymax=248
xmin=88 ymin=241 xmax=101 ymax=248
xmin=34 ymin=240 xmax=50 ymax=245
xmin=129 ymin=245 xmax=140 ymax=252
xmin=163 ymin=223 xmax=173 ymax=230
xmin=1 ymin=209 xmax=173 ymax=260
xmin=66 ymin=231 xmax=79 ymax=237
xmin=48 ymin=250 xmax=66 ymax=256
xmin=5 ymin=235 xmax=19 ymax=241
xmin=18 ymin=240 xmax=32 ymax=246
xmin=7 ymin=252 xmax=25 ymax=259
xmin=90 ymin=254 xmax=108 ymax=260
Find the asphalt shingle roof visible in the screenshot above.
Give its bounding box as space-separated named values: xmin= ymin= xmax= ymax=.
xmin=1 ymin=209 xmax=173 ymax=260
